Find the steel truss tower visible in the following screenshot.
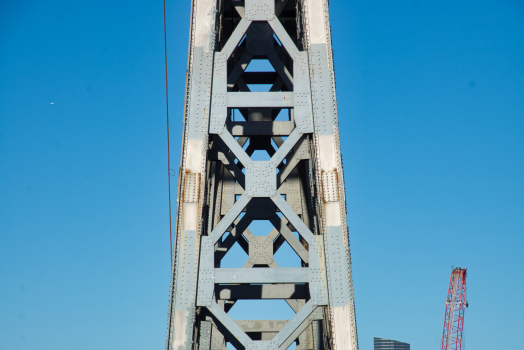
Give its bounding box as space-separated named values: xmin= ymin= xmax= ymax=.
xmin=166 ymin=1 xmax=357 ymax=349
xmin=441 ymin=268 xmax=467 ymax=350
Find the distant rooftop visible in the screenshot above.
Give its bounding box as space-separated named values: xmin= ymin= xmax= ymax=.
xmin=374 ymin=337 xmax=410 ymax=350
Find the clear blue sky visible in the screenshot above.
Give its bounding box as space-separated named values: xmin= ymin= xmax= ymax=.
xmin=0 ymin=0 xmax=522 ymax=349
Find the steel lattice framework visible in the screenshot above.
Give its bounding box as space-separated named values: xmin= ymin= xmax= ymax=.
xmin=166 ymin=1 xmax=357 ymax=349
xmin=441 ymin=268 xmax=467 ymax=350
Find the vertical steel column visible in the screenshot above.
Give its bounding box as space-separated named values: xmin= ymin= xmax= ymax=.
xmin=167 ymin=1 xmax=358 ymax=349
xmin=300 ymin=0 xmax=358 ymax=349
xmin=166 ymin=0 xmax=217 ymax=349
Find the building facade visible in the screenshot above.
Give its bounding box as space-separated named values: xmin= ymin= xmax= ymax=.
xmin=374 ymin=337 xmax=410 ymax=350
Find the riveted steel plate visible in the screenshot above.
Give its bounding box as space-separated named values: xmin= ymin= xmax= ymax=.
xmin=326 ymin=225 xmax=352 ymax=307
xmin=246 ymin=340 xmax=278 ymax=350
xmin=188 ymin=47 xmax=214 ymax=141
xmin=322 ymin=170 xmax=339 ymax=202
xmin=174 ymin=230 xmax=198 ymax=309
xmin=245 ymin=161 xmax=277 ymax=198
xmin=308 ymin=236 xmax=328 ymax=306
xmin=198 ymin=321 xmax=212 ymax=350
xmin=294 ymin=51 xmax=313 ymax=134
xmin=196 ymin=236 xmax=215 ymax=307
xmin=248 ymin=235 xmax=274 ymax=266
xmin=245 ymin=0 xmax=275 ymax=21
xmin=184 ymin=173 xmax=200 ymax=203
xmin=209 ymin=52 xmax=228 ymax=134
xmin=309 ymin=44 xmax=336 ymax=136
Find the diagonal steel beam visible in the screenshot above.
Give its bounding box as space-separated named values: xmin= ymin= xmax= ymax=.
xmin=269 ymin=214 xmax=309 ymax=263
xmin=211 ymin=193 xmax=250 ymax=243
xmin=268 ymin=18 xmax=299 ymax=59
xmin=270 ymin=128 xmax=301 ymax=166
xmin=216 ymin=148 xmax=246 ymax=188
xmin=272 ymin=300 xmax=314 ymax=348
xmin=227 ymin=52 xmax=253 ymax=89
xmin=208 ymin=301 xmax=252 ymax=348
xmin=219 ymin=127 xmax=252 ymax=168
xmin=222 ymin=18 xmax=252 ymax=59
xmin=217 ymin=215 xmax=251 ymax=257
xmin=268 ymin=51 xmax=293 ymax=90
xmin=271 ymin=193 xmax=315 ymax=244
xmin=276 ymin=137 xmax=310 ymax=186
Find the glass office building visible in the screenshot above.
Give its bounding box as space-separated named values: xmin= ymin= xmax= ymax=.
xmin=374 ymin=337 xmax=410 ymax=350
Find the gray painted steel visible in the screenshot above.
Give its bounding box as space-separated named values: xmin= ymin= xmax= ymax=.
xmin=325 ymin=226 xmax=352 ymax=307
xmin=199 ymin=321 xmax=212 ymax=350
xmin=167 ymin=1 xmax=358 ymax=349
xmin=214 ymin=267 xmax=309 ymax=284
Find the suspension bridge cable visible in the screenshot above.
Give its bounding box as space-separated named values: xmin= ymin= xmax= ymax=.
xmin=163 ymin=0 xmax=173 ymax=266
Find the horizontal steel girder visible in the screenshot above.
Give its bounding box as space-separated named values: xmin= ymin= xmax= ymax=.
xmin=227 ymin=92 xmax=294 ymax=108
xmin=214 ymin=268 xmax=309 ymax=284
xmin=215 ymin=284 xmax=310 ymax=300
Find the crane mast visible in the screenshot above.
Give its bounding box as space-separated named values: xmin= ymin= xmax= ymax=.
xmin=166 ymin=1 xmax=358 ymax=349
xmin=441 ymin=268 xmax=467 ymax=350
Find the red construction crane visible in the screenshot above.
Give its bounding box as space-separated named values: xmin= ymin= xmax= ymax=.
xmin=441 ymin=267 xmax=468 ymax=350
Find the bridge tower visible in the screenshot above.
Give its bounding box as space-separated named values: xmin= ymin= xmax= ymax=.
xmin=166 ymin=1 xmax=357 ymax=349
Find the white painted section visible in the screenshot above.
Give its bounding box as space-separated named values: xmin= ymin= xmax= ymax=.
xmin=325 ymin=202 xmax=341 ymax=227
xmin=185 ymin=139 xmax=204 ymax=173
xmin=305 ymin=0 xmax=327 ymax=44
xmin=332 ymin=304 xmax=357 ymax=350
xmin=183 ymin=203 xmax=199 ymax=231
xmin=169 ymin=1 xmax=214 ymax=348
xmin=171 ymin=310 xmax=188 ymax=349
xmin=318 ymin=134 xmax=337 ymax=170
xmin=184 ymin=141 xmax=204 ymax=239
xmin=194 ymin=0 xmax=215 ymax=49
